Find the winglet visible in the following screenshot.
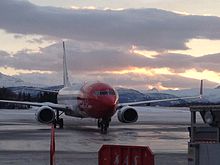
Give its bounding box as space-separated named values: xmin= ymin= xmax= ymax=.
xmin=63 ymin=41 xmax=71 ymax=87
xmin=200 ymin=80 xmax=203 ymax=98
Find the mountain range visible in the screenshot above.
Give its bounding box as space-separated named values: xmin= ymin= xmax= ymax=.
xmin=0 ymin=72 xmax=220 ymax=105
xmin=0 ymin=72 xmax=40 ymax=87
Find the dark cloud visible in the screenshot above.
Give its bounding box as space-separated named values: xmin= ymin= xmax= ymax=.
xmin=0 ymin=50 xmax=61 ymax=71
xmin=194 ymin=54 xmax=220 ymax=72
xmin=156 ymin=75 xmax=216 ymax=89
xmin=150 ymin=53 xmax=220 ymax=73
xmin=1 ymin=41 xmax=220 ymax=74
xmin=150 ymin=53 xmax=194 ymax=72
xmin=0 ymin=0 xmax=219 ymax=89
xmin=1 ymin=41 xmax=218 ymax=89
xmin=1 ymin=0 xmax=220 ymax=51
xmin=0 ymin=41 xmax=147 ymax=72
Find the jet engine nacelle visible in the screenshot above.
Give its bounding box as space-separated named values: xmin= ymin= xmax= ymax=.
xmin=35 ymin=106 xmax=55 ymax=124
xmin=117 ymin=106 xmax=138 ymax=123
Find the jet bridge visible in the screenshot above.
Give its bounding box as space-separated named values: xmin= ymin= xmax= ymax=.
xmin=188 ymin=105 xmax=220 ymax=165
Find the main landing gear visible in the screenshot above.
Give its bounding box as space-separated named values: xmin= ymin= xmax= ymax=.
xmin=98 ymin=118 xmax=111 ymax=134
xmin=53 ymin=110 xmax=64 ymax=128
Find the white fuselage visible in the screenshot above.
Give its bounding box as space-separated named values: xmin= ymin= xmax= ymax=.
xmin=57 ymin=84 xmax=87 ymax=118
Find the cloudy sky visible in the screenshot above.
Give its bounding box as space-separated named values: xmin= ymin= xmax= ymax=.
xmin=0 ymin=0 xmax=220 ymax=90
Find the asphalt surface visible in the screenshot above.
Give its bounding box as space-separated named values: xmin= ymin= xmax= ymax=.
xmin=0 ymin=107 xmax=198 ymax=165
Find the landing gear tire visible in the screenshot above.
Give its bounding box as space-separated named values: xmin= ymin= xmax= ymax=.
xmin=101 ymin=125 xmax=107 ymax=134
xmin=97 ymin=119 xmax=101 ymax=128
xmin=99 ymin=118 xmax=111 ymax=134
xmin=53 ymin=121 xmax=57 ymax=128
xmin=53 ymin=118 xmax=63 ymax=129
xmin=57 ymin=118 xmax=64 ymax=128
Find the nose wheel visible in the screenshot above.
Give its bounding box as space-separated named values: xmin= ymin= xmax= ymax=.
xmin=98 ymin=118 xmax=111 ymax=134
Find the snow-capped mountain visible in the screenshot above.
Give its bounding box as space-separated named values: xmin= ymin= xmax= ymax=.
xmin=146 ymin=87 xmax=159 ymax=93
xmin=0 ymin=72 xmax=40 ymax=87
xmin=165 ymin=88 xmax=220 ymax=103
xmin=117 ymin=87 xmax=148 ymax=103
xmin=1 ymin=73 xmax=220 ymax=105
xmin=216 ymin=85 xmax=220 ymax=89
xmin=117 ymin=87 xmax=186 ymax=106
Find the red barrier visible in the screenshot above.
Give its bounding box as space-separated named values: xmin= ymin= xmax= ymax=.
xmin=99 ymin=145 xmax=154 ymax=165
xmin=50 ymin=124 xmax=55 ymax=165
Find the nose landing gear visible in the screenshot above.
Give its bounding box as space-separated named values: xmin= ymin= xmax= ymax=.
xmin=98 ymin=118 xmax=111 ymax=134
xmin=53 ymin=110 xmax=64 ymax=129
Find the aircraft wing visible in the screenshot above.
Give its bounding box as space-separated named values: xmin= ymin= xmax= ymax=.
xmin=0 ymin=99 xmax=70 ymax=111
xmin=28 ymin=88 xmax=59 ymax=94
xmin=117 ymin=95 xmax=201 ymax=107
xmin=16 ymin=87 xmax=59 ymax=94
xmin=118 ymin=80 xmax=203 ymax=107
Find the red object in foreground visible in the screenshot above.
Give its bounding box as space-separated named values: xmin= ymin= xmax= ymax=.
xmin=50 ymin=124 xmax=55 ymax=165
xmin=99 ymin=145 xmax=154 ymax=165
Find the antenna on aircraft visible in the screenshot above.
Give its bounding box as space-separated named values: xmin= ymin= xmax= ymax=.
xmin=200 ymin=80 xmax=203 ymax=97
xmin=63 ymin=41 xmax=71 ymax=87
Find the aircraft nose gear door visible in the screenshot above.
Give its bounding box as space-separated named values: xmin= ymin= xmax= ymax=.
xmin=98 ymin=118 xmax=111 ymax=134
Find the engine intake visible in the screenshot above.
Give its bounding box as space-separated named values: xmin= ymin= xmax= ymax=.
xmin=117 ymin=106 xmax=138 ymax=123
xmin=35 ymin=106 xmax=55 ymax=124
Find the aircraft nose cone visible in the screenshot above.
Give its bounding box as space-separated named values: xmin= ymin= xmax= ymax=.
xmin=89 ymin=96 xmax=117 ymax=118
xmin=102 ymin=96 xmax=116 ymax=107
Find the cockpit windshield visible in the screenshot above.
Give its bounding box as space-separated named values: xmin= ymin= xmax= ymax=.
xmin=94 ymin=89 xmax=115 ymax=96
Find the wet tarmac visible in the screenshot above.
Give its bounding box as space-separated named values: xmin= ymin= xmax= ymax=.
xmin=0 ymin=107 xmax=197 ymax=165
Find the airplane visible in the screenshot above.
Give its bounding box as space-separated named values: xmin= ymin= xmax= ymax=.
xmin=0 ymin=42 xmax=203 ymax=134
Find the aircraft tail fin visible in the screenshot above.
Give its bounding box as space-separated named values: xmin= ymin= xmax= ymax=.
xmin=63 ymin=41 xmax=71 ymax=87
